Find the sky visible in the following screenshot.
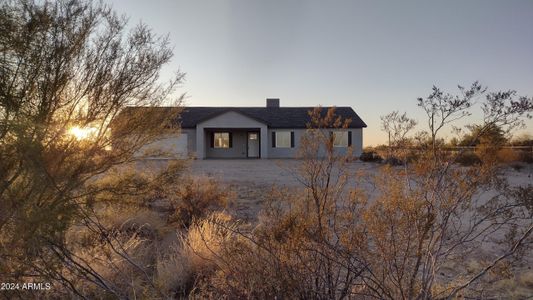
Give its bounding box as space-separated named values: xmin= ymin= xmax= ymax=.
xmin=107 ymin=0 xmax=533 ymax=146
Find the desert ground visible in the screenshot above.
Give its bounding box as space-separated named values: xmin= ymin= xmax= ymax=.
xmin=141 ymin=159 xmax=533 ymax=222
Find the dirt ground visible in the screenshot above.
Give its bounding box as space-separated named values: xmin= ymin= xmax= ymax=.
xmin=189 ymin=159 xmax=302 ymax=187
xmin=138 ymin=159 xmax=532 ymax=221
xmin=187 ymin=159 xmax=381 ymax=220
xmin=188 ymin=158 xmax=532 ymax=187
xmin=186 ymin=159 xmax=533 ymax=222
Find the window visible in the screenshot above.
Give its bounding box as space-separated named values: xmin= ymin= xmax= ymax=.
xmin=333 ymin=131 xmax=348 ymax=147
xmin=214 ymin=132 xmax=230 ymax=148
xmin=249 ymin=133 xmax=258 ymax=140
xmin=274 ymin=131 xmax=292 ymax=148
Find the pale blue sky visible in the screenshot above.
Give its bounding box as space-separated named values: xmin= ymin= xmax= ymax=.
xmin=107 ymin=0 xmax=533 ymax=145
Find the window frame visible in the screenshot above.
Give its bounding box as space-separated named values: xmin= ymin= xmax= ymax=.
xmin=274 ymin=131 xmax=292 ymax=148
xmin=332 ymin=130 xmax=349 ymax=148
xmin=213 ymin=132 xmax=231 ymax=149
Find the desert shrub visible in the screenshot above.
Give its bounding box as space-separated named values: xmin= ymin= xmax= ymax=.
xmin=58 ymin=165 xmax=233 ymax=298
xmin=202 ymin=90 xmax=533 ymax=299
xmin=455 ymin=150 xmax=482 ymax=166
xmin=154 ymin=212 xmax=235 ymax=297
xmin=199 ymin=231 xmax=299 ymax=298
xmin=510 ymin=163 xmax=524 ymax=171
xmin=475 ymin=141 xmax=501 ymax=164
xmin=518 ymin=151 xmax=533 ymax=163
xmin=497 ymin=148 xmax=520 ymax=163
xmin=180 ymin=212 xmax=234 ymax=276
xmin=62 ymin=221 xmax=159 ymax=299
xmin=168 ymin=176 xmax=231 ymax=227
xmin=97 ymin=204 xmax=169 ymax=239
xmin=359 ymin=151 xmax=383 ymax=162
xmin=198 ymin=188 xmax=368 ymax=299
xmin=521 ymin=270 xmax=533 ymax=289
xmin=384 ymin=156 xmax=404 ymax=165
xmin=510 ymin=185 xmax=533 ymax=214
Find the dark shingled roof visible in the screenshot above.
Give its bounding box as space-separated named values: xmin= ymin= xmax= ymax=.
xmin=122 ymin=106 xmax=367 ymax=129
xmin=178 ymin=107 xmax=367 ymax=129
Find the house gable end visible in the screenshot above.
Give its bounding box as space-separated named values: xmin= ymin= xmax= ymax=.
xmin=197 ymin=110 xmax=268 ymax=128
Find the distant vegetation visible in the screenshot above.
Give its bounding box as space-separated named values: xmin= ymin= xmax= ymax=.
xmin=362 ymin=117 xmax=533 ymax=166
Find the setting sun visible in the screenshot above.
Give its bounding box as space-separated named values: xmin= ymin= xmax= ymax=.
xmin=68 ymin=126 xmax=98 ymax=141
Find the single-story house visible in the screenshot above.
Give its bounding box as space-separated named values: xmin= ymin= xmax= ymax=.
xmin=130 ymin=98 xmax=366 ymax=159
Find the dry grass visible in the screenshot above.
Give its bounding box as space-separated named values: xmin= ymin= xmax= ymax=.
xmin=97 ymin=204 xmax=169 ymax=238
xmin=60 ymin=166 xmax=237 ymax=298
xmin=154 ymin=212 xmax=236 ymax=297
xmin=490 ymin=270 xmax=533 ymax=299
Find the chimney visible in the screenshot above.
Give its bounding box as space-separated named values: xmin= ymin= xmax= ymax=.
xmin=266 ymin=98 xmax=280 ymax=108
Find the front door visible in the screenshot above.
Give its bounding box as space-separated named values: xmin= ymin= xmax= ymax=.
xmin=247 ymin=132 xmax=259 ymax=158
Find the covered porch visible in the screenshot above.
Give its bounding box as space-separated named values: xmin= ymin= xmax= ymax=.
xmin=203 ymin=128 xmax=262 ymax=159
xmin=194 ymin=110 xmax=269 ymax=159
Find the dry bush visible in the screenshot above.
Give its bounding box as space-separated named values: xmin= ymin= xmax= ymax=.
xmin=497 ymin=148 xmax=521 ymax=163
xmin=489 ymin=270 xmax=533 ymax=300
xmin=196 ymin=109 xmax=369 ymax=299
xmin=198 ymin=189 xmax=366 ymax=299
xmin=359 ymin=151 xmax=383 ymax=162
xmin=180 ymin=212 xmax=234 ymax=274
xmin=154 ymin=212 xmax=235 ymax=297
xmin=518 ymin=150 xmax=533 ymax=164
xmin=0 ymin=1 xmax=184 ymax=291
xmin=168 ymin=176 xmax=232 ymax=227
xmin=73 ymin=232 xmax=155 ymax=298
xmin=199 ymin=87 xmax=533 ymax=299
xmin=62 ymin=166 xmax=233 ymax=298
xmin=58 ymin=207 xmax=164 ymax=299
xmin=355 ymin=157 xmax=531 ymax=299
xmin=455 ymin=150 xmax=482 ymax=166
xmin=96 ymin=204 xmax=169 ymax=239
xmin=198 ymin=223 xmax=301 ymax=298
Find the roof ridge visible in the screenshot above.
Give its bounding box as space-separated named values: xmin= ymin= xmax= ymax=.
xmin=124 ymin=106 xmax=367 ymax=128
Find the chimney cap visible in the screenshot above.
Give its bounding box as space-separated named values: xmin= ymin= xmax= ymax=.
xmin=266 ymin=98 xmax=280 ymax=108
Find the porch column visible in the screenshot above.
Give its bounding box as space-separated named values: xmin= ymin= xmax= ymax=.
xmin=260 ymin=126 xmax=268 ymax=159
xmin=196 ymin=125 xmax=205 ymax=159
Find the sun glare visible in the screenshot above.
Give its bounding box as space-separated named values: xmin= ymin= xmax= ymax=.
xmin=68 ymin=126 xmax=98 ymax=141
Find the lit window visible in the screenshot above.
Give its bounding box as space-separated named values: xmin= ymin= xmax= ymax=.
xmin=214 ymin=132 xmax=230 ymax=148
xmin=333 ymin=131 xmax=348 ymax=147
xmin=249 ymin=133 xmax=258 ymax=140
xmin=275 ymin=131 xmax=291 ymax=148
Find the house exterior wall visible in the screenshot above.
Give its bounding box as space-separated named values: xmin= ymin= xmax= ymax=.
xmin=195 ymin=111 xmax=268 ymax=159
xmin=267 ymin=129 xmax=305 ymax=158
xmin=267 ymin=128 xmax=363 ymax=158
xmin=133 ymin=133 xmax=188 ymax=159
xmin=352 ymin=128 xmax=363 ymax=157
xmin=146 ymin=127 xmax=362 ymax=159
xmin=181 ymin=128 xmax=197 ymax=157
